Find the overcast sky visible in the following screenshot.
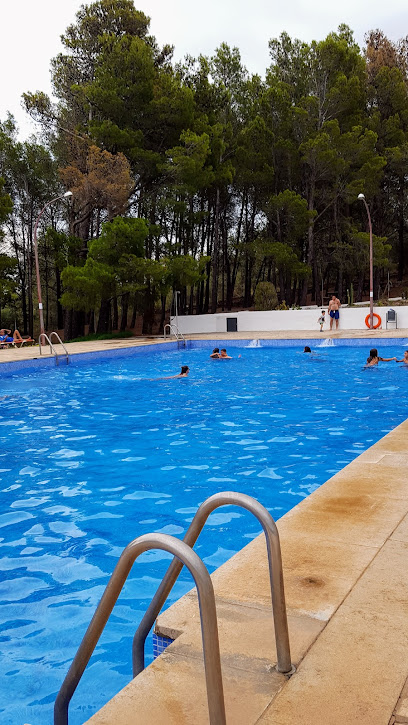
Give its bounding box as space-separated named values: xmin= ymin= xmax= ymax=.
xmin=2 ymin=0 xmax=408 ymax=140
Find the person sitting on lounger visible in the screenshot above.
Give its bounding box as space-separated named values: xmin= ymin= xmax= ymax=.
xmin=0 ymin=329 xmax=14 ymax=345
xmin=12 ymin=330 xmax=34 ymax=346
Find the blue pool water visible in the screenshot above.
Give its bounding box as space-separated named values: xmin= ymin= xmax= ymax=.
xmin=1 ymin=340 xmax=408 ymax=724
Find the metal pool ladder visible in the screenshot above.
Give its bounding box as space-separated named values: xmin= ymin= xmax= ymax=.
xmin=39 ymin=332 xmax=70 ymax=364
xmin=163 ymin=322 xmax=186 ymax=348
xmin=133 ymin=491 xmax=294 ymax=677
xmin=54 ymin=533 xmax=226 ymax=725
xmin=54 ymin=492 xmax=293 ymax=724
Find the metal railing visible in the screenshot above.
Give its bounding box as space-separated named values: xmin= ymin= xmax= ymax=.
xmin=39 ymin=332 xmax=69 ymax=364
xmin=54 ymin=533 xmax=226 ymax=725
xmin=39 ymin=332 xmax=57 ymax=359
xmin=163 ymin=322 xmax=186 ymax=347
xmin=49 ymin=332 xmax=70 ymax=364
xmin=133 ymin=491 xmax=294 ymax=677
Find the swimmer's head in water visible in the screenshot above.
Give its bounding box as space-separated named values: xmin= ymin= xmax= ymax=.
xmin=304 ymin=346 xmax=311 ymax=353
xmin=369 ymin=348 xmax=378 ymax=358
xmin=212 ymin=348 xmax=219 ymax=353
xmin=181 ymin=366 xmax=189 ymax=375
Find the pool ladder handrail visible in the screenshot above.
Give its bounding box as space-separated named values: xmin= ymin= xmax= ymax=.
xmin=163 ymin=322 xmax=186 ymax=348
xmin=39 ymin=332 xmax=70 ymax=365
xmin=54 ymin=533 xmax=226 ymax=725
xmin=133 ymin=491 xmax=294 ymax=677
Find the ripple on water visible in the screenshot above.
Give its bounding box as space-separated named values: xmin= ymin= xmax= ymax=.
xmin=1 ymin=344 xmax=408 ymax=724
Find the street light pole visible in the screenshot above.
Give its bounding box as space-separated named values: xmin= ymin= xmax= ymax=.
xmin=357 ymin=193 xmax=373 ymax=329
xmin=33 ymin=191 xmax=72 ymax=341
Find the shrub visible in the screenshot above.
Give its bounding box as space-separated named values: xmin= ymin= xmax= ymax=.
xmin=254 ymin=281 xmax=278 ymax=310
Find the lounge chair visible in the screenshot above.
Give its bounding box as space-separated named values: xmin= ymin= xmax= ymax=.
xmin=13 ymin=330 xmax=35 ymax=347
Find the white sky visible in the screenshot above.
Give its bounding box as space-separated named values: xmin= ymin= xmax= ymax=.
xmin=1 ymin=0 xmax=408 ymax=140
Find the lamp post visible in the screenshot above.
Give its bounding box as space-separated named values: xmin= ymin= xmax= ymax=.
xmin=33 ymin=191 xmax=73 ymax=341
xmin=357 ymin=193 xmax=373 ymax=329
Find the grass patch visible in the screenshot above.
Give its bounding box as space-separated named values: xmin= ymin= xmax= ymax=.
xmin=69 ymin=331 xmax=135 ymax=343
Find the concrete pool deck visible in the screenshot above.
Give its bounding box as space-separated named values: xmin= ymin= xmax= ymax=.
xmin=0 ymin=326 xmax=407 ymax=366
xmin=4 ymin=332 xmax=408 ymax=723
xmin=83 ymin=419 xmax=408 ymax=725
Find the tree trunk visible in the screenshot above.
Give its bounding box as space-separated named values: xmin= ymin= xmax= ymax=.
xmin=97 ymin=298 xmax=111 ymax=333
xmin=120 ymin=293 xmax=129 ymax=331
xmin=56 ymin=268 xmax=64 ymax=330
xmin=211 ymin=187 xmax=220 ymax=314
xmin=112 ymin=296 xmax=118 ymax=331
xmin=398 ymin=176 xmax=405 ymax=280
xmin=142 ymin=283 xmax=155 ymax=334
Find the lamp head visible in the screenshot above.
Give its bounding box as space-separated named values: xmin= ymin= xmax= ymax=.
xmin=357 ymin=193 xmax=365 ymax=200
xmin=63 ymin=191 xmax=73 ymax=198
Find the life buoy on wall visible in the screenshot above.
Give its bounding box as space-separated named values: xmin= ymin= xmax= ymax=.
xmin=365 ymin=313 xmax=381 ymax=329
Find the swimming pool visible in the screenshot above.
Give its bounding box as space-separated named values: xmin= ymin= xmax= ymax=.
xmin=1 ymin=340 xmax=408 ymax=724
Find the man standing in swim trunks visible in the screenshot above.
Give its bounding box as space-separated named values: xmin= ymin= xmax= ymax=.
xmin=328 ymin=294 xmax=341 ymax=330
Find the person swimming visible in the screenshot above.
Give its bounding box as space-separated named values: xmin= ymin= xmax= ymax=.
xmin=396 ymin=350 xmax=408 ymax=364
xmin=210 ymin=348 xmax=220 ymax=358
xmin=149 ymin=366 xmax=189 ymax=380
xmin=304 ymin=346 xmax=312 ymax=353
xmin=365 ymin=348 xmax=397 ymax=366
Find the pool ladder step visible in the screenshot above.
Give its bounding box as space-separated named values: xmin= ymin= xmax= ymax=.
xmin=54 ymin=491 xmax=294 ymax=725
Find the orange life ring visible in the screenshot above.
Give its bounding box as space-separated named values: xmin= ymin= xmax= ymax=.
xmin=365 ymin=313 xmax=381 ymax=329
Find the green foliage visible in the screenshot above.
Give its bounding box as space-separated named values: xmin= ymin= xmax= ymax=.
xmin=0 ymin=178 xmax=12 ymax=227
xmin=6 ymin=12 xmax=408 ymax=336
xmin=0 ymin=253 xmax=18 ymax=311
xmin=70 ymin=330 xmax=134 ymax=342
xmin=254 ymin=281 xmax=278 ymax=310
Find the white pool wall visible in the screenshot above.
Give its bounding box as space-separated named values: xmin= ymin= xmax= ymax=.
xmin=171 ymin=306 xmax=408 ymax=335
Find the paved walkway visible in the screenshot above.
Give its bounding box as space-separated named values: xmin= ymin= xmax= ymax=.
xmin=0 ymin=328 xmax=407 ymax=366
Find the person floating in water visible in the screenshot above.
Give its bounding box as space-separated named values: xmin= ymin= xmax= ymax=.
xmin=365 ymin=349 xmax=397 ymax=366
xmin=304 ymin=346 xmax=312 ymax=353
xmin=396 ymin=350 xmax=408 ymax=364
xmin=210 ymin=348 xmax=220 ymax=358
xmin=219 ymin=348 xmax=241 ymax=359
xmin=150 ymin=366 xmax=189 ymax=380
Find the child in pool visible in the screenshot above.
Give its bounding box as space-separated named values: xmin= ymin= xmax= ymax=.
xmin=366 ymin=349 xmax=396 ymax=366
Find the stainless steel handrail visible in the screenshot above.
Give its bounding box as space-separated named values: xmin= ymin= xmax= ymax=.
xmin=49 ymin=331 xmax=70 ymax=364
xmin=133 ymin=491 xmax=293 ymax=677
xmin=164 ymin=322 xmax=186 ymax=346
xmin=54 ymin=533 xmax=226 ymax=725
xmin=39 ymin=332 xmax=58 ymax=360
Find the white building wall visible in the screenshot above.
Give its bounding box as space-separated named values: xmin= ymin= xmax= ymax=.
xmin=171 ymin=306 xmax=408 ymax=335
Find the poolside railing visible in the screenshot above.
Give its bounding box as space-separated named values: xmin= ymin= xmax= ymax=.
xmin=163 ymin=322 xmax=186 ymax=347
xmin=132 ymin=491 xmax=294 ymax=677
xmin=54 ymin=533 xmax=226 ymax=725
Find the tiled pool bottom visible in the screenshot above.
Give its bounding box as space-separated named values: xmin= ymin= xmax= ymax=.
xmin=1 ymin=339 xmax=408 ymax=725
